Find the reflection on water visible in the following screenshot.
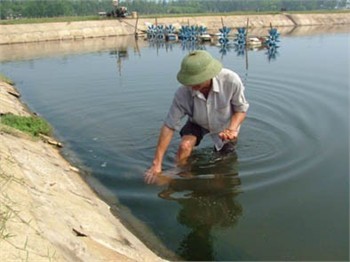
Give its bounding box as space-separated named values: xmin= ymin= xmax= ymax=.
xmin=110 ymin=48 xmax=132 ymax=76
xmin=265 ymin=45 xmax=280 ymax=61
xmin=146 ymin=37 xmax=280 ymax=61
xmin=174 ymin=182 xmax=241 ymax=261
xmin=0 ymin=25 xmax=347 ymax=63
xmin=0 ymin=35 xmax=146 ymax=62
xmin=147 ymin=38 xmax=209 ymax=53
xmin=0 ymin=25 xmax=348 ymax=261
xmin=156 ymin=149 xmax=242 ymax=261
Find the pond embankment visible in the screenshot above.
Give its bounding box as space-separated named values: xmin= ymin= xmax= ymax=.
xmin=0 ymin=81 xmax=165 ymax=261
xmin=1 ymin=12 xmax=350 ymax=44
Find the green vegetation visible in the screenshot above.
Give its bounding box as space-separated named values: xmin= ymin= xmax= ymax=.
xmin=0 ymin=166 xmax=57 ymax=260
xmin=0 ymin=9 xmax=348 ymax=25
xmin=0 ymin=168 xmax=23 ymax=244
xmin=0 ymin=114 xmax=52 ymax=137
xmin=0 ymin=74 xmax=14 ymax=85
xmin=0 ymin=189 xmax=14 ymax=242
xmin=1 ymin=0 xmax=349 ymax=21
xmin=0 ymin=15 xmax=101 ymax=25
xmin=139 ymin=9 xmax=350 ymax=18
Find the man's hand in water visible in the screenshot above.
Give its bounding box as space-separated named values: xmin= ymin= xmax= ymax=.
xmin=144 ymin=166 xmax=174 ymax=186
xmin=219 ymin=128 xmax=238 ymax=141
xmin=144 ymin=164 xmax=162 ymax=184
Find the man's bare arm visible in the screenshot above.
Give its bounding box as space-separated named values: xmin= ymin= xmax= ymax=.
xmin=144 ymin=125 xmax=174 ymax=183
xmin=219 ymin=112 xmax=247 ymax=141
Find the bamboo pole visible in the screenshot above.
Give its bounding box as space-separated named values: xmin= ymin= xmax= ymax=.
xmin=134 ymin=15 xmax=139 ymax=39
xmin=245 ymin=18 xmax=249 ymax=71
xmin=246 ymin=18 xmax=249 ymax=42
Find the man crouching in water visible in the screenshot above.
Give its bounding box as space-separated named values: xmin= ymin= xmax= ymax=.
xmin=144 ymin=50 xmax=249 ymax=184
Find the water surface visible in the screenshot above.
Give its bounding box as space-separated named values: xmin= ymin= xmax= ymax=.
xmin=1 ymin=26 xmax=349 ymax=261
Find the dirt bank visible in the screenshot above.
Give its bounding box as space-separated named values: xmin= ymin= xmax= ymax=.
xmin=0 ymin=81 xmax=165 ymax=261
xmin=1 ymin=12 xmax=349 ymax=44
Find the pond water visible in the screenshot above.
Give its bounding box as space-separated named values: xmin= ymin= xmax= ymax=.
xmin=1 ymin=26 xmax=349 ymax=261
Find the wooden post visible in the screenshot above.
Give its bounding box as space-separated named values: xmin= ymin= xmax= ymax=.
xmin=245 ymin=18 xmax=249 ymax=71
xmin=246 ymin=18 xmax=249 ymax=42
xmin=135 ymin=37 xmax=141 ymax=57
xmin=134 ymin=16 xmax=139 ymax=39
xmin=245 ymin=45 xmax=249 ymax=70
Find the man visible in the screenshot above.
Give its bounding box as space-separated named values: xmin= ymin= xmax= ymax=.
xmin=145 ymin=50 xmax=249 ymax=183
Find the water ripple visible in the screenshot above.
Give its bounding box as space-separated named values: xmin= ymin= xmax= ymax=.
xmin=236 ymin=69 xmax=343 ymax=191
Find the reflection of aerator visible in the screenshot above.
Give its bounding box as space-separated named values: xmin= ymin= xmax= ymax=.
xmin=265 ymin=28 xmax=280 ymax=61
xmin=144 ymin=22 xmax=281 ymax=59
xmin=232 ymin=26 xmax=281 ymax=59
xmin=231 ymin=27 xmax=247 ymax=56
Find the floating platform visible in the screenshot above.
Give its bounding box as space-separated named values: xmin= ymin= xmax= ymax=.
xmin=198 ymin=33 xmax=211 ymax=42
xmin=165 ymin=33 xmax=177 ymax=41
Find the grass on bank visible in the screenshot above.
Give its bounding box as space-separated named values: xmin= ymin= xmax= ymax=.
xmin=0 ymin=114 xmax=52 ymax=137
xmin=0 ymin=200 xmax=13 ymax=242
xmin=1 ymin=9 xmax=349 ymax=25
xmin=0 ymin=15 xmax=100 ymax=25
xmin=0 ymin=74 xmax=14 ymax=85
xmin=0 ymin=170 xmax=21 ymax=243
xmin=0 ymin=75 xmax=52 ymax=137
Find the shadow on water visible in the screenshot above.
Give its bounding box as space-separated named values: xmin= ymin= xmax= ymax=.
xmin=154 ymin=148 xmax=243 ymax=260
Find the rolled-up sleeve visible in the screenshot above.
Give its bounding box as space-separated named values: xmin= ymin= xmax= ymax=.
xmin=231 ymin=74 xmax=249 ymax=112
xmin=164 ymin=87 xmax=192 ymax=130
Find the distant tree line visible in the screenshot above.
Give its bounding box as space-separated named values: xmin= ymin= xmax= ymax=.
xmin=0 ymin=0 xmax=347 ymax=19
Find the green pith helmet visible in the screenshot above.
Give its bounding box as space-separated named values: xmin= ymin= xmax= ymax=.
xmin=177 ymin=50 xmax=222 ymax=86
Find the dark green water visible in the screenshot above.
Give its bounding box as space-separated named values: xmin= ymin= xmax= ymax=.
xmin=1 ymin=27 xmax=349 ymax=261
